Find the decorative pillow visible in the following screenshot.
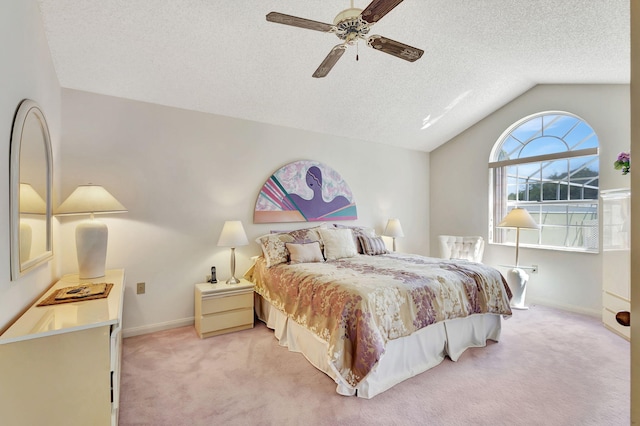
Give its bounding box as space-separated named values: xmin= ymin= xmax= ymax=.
xmin=319 ymin=228 xmax=358 ymax=260
xmin=272 ymin=224 xmax=326 ymax=241
xmin=358 ymin=235 xmax=389 ymax=255
xmin=287 ymin=225 xmax=326 ymax=250
xmin=333 ymin=224 xmax=376 ymax=253
xmin=255 ymin=233 xmax=290 ymax=267
xmin=256 ymin=224 xmax=327 ymax=267
xmin=285 ymin=241 xmax=324 ymax=264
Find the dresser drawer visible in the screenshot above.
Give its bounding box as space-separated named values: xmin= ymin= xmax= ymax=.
xmin=202 ymin=292 xmax=253 ymax=315
xmin=602 ymin=307 xmax=630 ymax=340
xmin=603 ymin=291 xmax=630 ymax=314
xmin=603 ymin=289 xmax=630 ymax=341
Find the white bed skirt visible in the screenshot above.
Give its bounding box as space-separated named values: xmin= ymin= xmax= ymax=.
xmin=255 ymin=294 xmax=503 ymax=399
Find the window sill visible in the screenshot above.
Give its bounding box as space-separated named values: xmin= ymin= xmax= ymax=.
xmin=489 ymin=241 xmax=599 ymax=255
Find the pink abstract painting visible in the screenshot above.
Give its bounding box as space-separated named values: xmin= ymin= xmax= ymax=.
xmin=254 ymin=160 xmax=357 ymax=223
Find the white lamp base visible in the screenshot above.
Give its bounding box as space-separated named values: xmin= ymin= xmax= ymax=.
xmin=19 ymin=221 xmax=32 ymax=264
xmin=507 ymin=268 xmax=529 ymax=310
xmin=76 ymin=218 xmax=108 ymax=279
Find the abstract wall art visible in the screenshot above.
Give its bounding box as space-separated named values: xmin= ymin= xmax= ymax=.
xmin=254 ymin=160 xmax=357 ymax=223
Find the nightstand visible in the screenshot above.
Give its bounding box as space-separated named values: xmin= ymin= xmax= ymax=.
xmin=194 ymin=279 xmax=254 ymax=338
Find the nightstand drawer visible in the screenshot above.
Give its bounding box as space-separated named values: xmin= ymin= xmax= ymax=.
xmin=202 ymin=292 xmax=253 ymax=315
xmin=200 ymin=308 xmax=253 ymax=336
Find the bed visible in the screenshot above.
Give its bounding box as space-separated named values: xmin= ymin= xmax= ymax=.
xmin=245 ymin=225 xmax=512 ymax=398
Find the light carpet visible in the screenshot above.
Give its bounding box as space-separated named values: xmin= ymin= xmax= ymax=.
xmin=119 ymin=305 xmax=630 ymax=425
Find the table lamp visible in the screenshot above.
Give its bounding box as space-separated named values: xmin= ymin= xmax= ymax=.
xmin=55 ymin=184 xmax=127 ymax=279
xmin=217 ymin=220 xmax=249 ymax=284
xmin=498 ymin=207 xmax=538 ymax=310
xmin=19 ymin=183 xmax=47 ymax=263
xmin=383 ymin=218 xmax=404 ymax=252
xmin=497 ymin=207 xmax=539 ymax=266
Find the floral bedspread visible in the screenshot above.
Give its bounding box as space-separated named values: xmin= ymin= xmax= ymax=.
xmin=246 ymin=253 xmax=512 ymax=388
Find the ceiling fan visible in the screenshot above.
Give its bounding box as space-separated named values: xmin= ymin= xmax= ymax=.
xmin=266 ymin=0 xmax=424 ymax=78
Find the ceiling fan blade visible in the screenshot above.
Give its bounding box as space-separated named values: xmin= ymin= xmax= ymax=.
xmin=367 ymin=35 xmax=424 ymax=62
xmin=312 ymin=45 xmax=347 ymax=78
xmin=266 ymin=12 xmax=334 ymax=32
xmin=360 ymin=0 xmax=404 ymax=24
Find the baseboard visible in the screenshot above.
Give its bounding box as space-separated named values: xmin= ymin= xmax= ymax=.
xmin=123 ymin=317 xmax=194 ymax=338
xmin=526 ymin=297 xmax=600 ymax=318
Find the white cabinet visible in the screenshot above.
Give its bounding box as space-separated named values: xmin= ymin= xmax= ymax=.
xmin=601 ymin=189 xmax=630 ymax=340
xmin=0 ymin=269 xmax=125 ymax=425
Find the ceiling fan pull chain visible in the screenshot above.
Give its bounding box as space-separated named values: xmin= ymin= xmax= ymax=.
xmin=356 ymin=41 xmax=359 ymax=61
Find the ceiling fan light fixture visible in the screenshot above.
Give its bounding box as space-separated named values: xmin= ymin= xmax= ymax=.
xmin=333 ymin=9 xmax=370 ymax=42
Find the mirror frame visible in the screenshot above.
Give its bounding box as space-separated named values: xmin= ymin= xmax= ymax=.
xmin=10 ymin=99 xmax=53 ymax=280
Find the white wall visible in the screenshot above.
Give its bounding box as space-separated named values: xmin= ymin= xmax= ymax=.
xmin=0 ymin=0 xmax=61 ymax=329
xmin=58 ymin=89 xmax=430 ymax=335
xmin=430 ymin=84 xmax=630 ymax=316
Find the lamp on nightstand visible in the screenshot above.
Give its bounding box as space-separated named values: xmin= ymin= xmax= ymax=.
xmin=55 ymin=184 xmax=127 ymax=279
xmin=383 ymin=218 xmax=404 ymax=252
xmin=498 ymin=207 xmax=539 ymax=309
xmin=217 ymin=220 xmax=249 ymax=284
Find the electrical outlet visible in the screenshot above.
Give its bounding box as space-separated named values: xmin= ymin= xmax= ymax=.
xmin=206 ymin=274 xmax=212 ymax=283
xmin=136 ymin=282 xmax=146 ymax=294
xmin=531 ymin=265 xmax=538 ymax=274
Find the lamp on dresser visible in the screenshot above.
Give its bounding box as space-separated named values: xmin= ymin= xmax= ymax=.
xmin=497 ymin=207 xmax=539 ymax=309
xmin=18 ymin=183 xmax=47 ymax=263
xmin=217 ymin=220 xmax=249 ymax=284
xmin=383 ymin=218 xmax=404 ymax=252
xmin=55 ymin=184 xmax=127 ymax=279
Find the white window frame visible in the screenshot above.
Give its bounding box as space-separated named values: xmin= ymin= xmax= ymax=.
xmin=489 ymin=111 xmax=600 ymax=253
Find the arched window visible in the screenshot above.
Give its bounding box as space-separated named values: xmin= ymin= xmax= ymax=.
xmin=489 ymin=111 xmax=599 ymax=252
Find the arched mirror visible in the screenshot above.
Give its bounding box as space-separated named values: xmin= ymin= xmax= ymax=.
xmin=10 ymin=99 xmax=53 ymax=280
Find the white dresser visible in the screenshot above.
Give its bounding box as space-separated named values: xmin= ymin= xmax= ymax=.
xmin=0 ymin=269 xmax=125 ymax=426
xmin=601 ymin=189 xmax=630 ymax=340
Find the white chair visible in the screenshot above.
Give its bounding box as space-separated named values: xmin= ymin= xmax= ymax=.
xmin=438 ymin=235 xmax=485 ymax=263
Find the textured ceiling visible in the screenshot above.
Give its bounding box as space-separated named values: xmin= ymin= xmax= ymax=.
xmin=37 ymin=0 xmax=630 ymax=152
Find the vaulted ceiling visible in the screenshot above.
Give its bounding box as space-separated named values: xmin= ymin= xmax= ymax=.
xmin=37 ymin=0 xmax=630 ymax=152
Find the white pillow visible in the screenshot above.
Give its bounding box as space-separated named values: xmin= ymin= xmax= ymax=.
xmin=285 ymin=242 xmax=324 ymax=264
xmin=318 ymin=228 xmax=358 ymax=260
xmin=333 ymin=224 xmax=376 ymax=253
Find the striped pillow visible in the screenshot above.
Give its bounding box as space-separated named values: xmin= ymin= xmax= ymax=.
xmin=358 ymin=236 xmax=389 ymax=255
